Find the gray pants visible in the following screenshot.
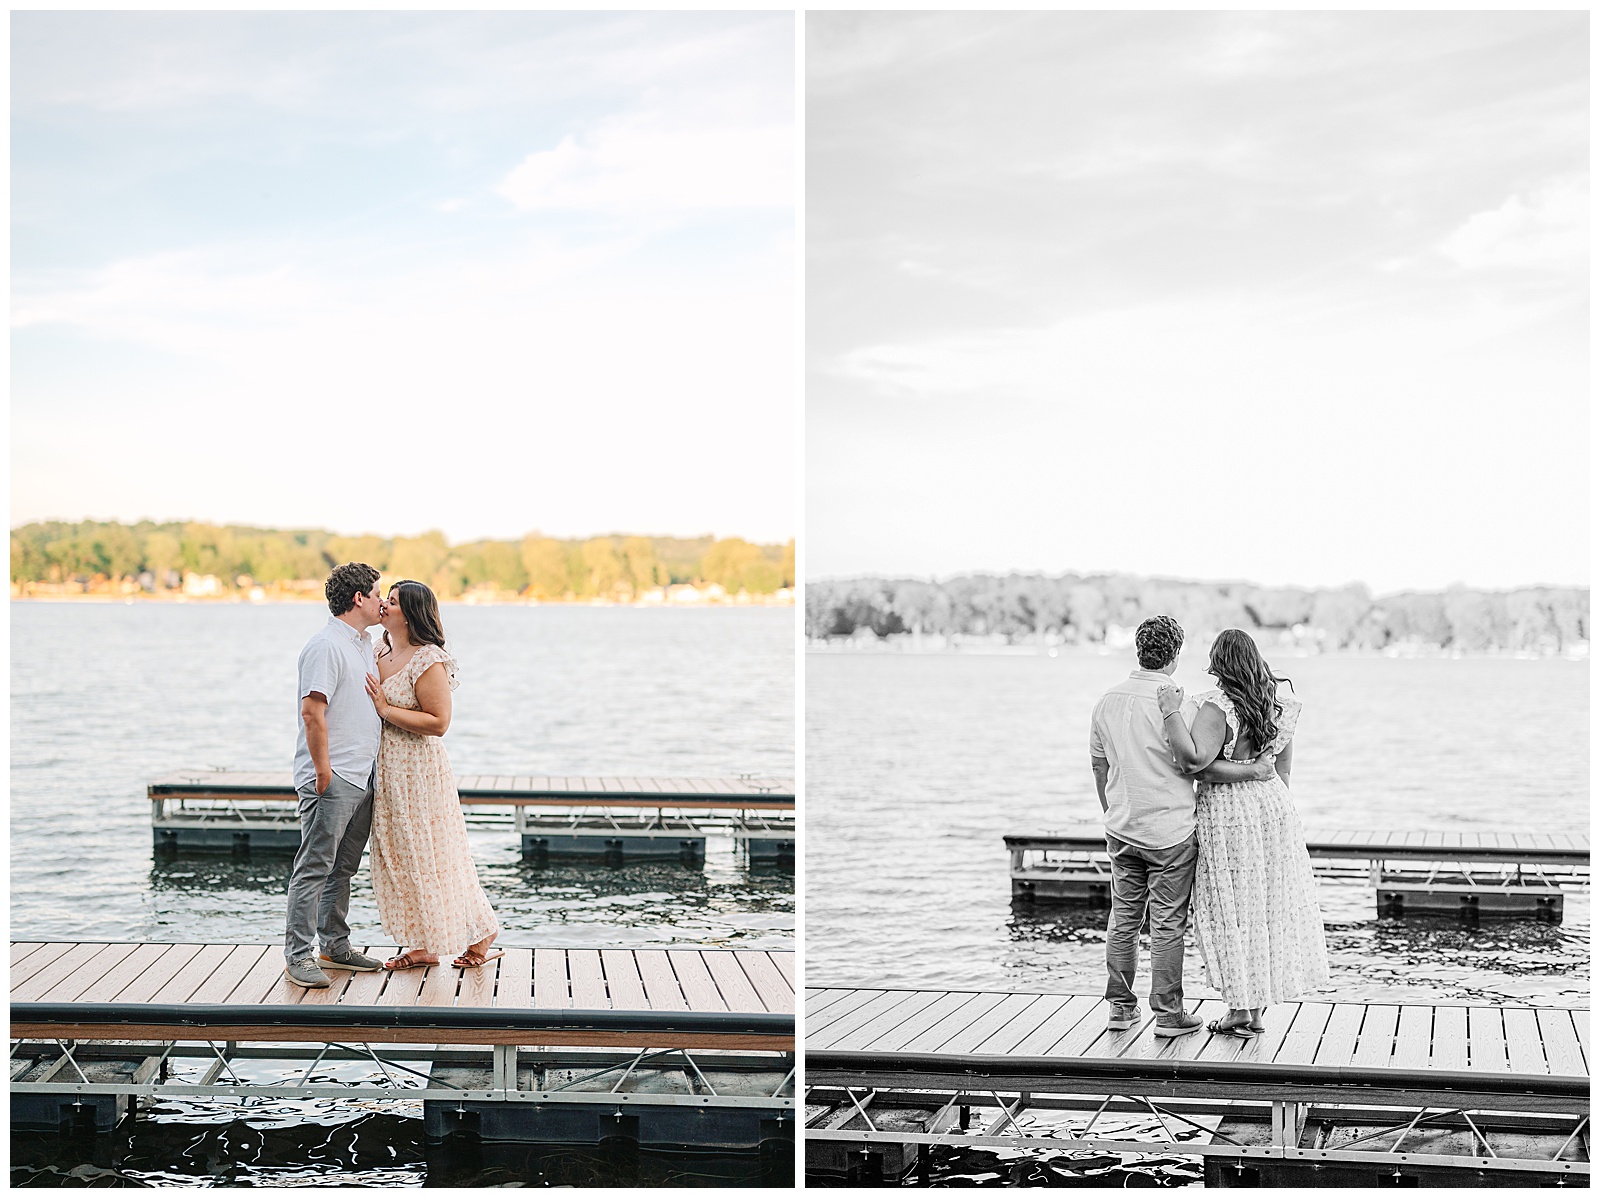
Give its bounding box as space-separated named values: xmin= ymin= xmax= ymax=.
xmin=1104 ymin=831 xmax=1198 ymax=1019
xmin=284 ymin=770 xmax=374 ymax=964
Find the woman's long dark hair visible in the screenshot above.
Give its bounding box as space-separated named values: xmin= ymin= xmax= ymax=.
xmin=1207 ymin=629 xmax=1292 ymax=752
xmin=380 ymin=579 xmax=447 ymax=658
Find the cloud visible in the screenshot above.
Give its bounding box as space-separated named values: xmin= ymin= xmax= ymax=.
xmin=497 ymin=117 xmax=792 ymax=216
xmin=1438 ymin=178 xmax=1587 ymax=272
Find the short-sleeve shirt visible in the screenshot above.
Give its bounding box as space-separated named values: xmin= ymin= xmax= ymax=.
xmin=1089 ymin=668 xmax=1196 ymax=850
xmin=293 ymin=617 xmax=382 ymax=791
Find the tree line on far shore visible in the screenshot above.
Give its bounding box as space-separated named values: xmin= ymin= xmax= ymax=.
xmin=11 ymin=520 xmax=795 ymax=600
xmin=806 ymin=573 xmax=1589 ymax=655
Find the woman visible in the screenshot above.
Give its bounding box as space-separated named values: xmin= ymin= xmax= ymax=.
xmin=364 ymin=579 xmax=502 ymax=971
xmin=1156 ymin=629 xmax=1327 ymax=1037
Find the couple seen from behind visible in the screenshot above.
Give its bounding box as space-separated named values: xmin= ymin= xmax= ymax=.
xmin=1090 ymin=615 xmax=1328 ymax=1038
xmin=283 ymin=562 xmax=501 ymax=989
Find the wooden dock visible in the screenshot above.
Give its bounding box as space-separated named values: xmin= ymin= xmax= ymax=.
xmin=805 ymin=984 xmax=1589 ymax=1184
xmin=12 ymin=940 xmax=796 ymax=1149
xmin=12 ymin=940 xmax=794 ymax=1049
xmin=1008 ymin=827 xmax=1589 ymax=919
xmin=151 ymin=771 xmax=795 ymax=809
xmin=149 ymin=771 xmax=795 ymax=860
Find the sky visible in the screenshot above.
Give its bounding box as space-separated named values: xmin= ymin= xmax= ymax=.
xmin=807 ymin=11 xmax=1588 ymax=594
xmin=12 ymin=11 xmax=795 ymax=545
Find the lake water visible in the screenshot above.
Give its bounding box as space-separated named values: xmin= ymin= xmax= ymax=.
xmin=805 ymin=646 xmax=1589 ymax=1186
xmin=10 ymin=601 xmax=794 ymax=1188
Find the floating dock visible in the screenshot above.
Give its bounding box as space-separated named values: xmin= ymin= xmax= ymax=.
xmin=804 ymin=984 xmax=1588 ymax=1186
xmin=11 ymin=940 xmax=795 ymax=1163
xmin=149 ymin=771 xmax=795 ymax=864
xmin=1008 ymin=827 xmax=1588 ymax=921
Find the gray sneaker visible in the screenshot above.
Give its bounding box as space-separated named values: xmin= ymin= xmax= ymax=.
xmin=320 ymin=948 xmax=382 ymax=973
xmin=285 ymin=957 xmax=331 ymax=988
xmin=1106 ymin=1004 xmax=1142 ymax=1031
xmin=1154 ymin=1011 xmax=1203 ymax=1038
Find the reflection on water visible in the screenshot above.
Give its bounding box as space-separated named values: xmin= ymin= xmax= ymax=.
xmin=143 ymin=847 xmax=796 ymax=950
xmin=1003 ymin=880 xmax=1589 ymax=1007
xmin=12 ymin=1114 xmax=791 ymax=1188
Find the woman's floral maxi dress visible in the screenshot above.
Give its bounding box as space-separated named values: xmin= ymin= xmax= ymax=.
xmin=370 ymin=644 xmax=500 ymax=955
xmin=1189 ymin=688 xmax=1328 ymax=1009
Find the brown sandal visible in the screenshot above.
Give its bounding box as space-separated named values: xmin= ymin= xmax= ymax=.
xmin=383 ymin=950 xmax=435 ymax=971
xmin=453 ymin=948 xmax=505 ymax=969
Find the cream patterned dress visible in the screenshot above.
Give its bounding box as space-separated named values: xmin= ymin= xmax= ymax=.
xmin=370 ymin=643 xmax=500 ymax=954
xmin=1189 ymin=687 xmax=1328 ymax=1009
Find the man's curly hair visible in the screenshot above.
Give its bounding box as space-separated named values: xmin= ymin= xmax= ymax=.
xmin=326 ymin=562 xmax=381 ymax=616
xmin=1135 ymin=614 xmax=1184 ymax=670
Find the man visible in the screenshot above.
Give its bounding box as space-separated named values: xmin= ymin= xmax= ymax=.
xmin=1089 ymin=615 xmax=1272 ymax=1035
xmin=284 ymin=562 xmax=387 ymax=988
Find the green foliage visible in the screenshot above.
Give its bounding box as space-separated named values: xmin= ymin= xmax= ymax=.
xmin=8 ymin=520 xmax=791 ymax=598
xmin=702 ymin=537 xmax=782 ymax=594
xmin=805 ymin=572 xmax=1590 ymax=654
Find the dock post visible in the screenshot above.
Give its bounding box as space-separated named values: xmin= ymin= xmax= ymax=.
xmin=492 ymin=1044 xmax=517 ymax=1096
xmin=1270 ymin=1100 xmax=1305 ymax=1148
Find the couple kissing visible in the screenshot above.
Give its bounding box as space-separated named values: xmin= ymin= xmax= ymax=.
xmin=283 ymin=562 xmax=501 ymax=989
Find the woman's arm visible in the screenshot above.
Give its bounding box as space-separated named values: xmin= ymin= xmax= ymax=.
xmin=365 ymin=664 xmax=453 ymax=737
xmin=1273 ymin=739 xmax=1293 ymax=785
xmin=1157 ymin=692 xmax=1227 ymax=772
xmin=1192 ymin=754 xmax=1276 ymax=783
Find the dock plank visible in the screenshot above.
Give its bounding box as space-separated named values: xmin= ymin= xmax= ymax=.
xmin=732 ymin=951 xmax=793 ymax=1014
xmin=455 ymin=950 xmax=498 ymax=1008
xmin=1313 ymin=1003 xmax=1367 ymax=1067
xmin=824 ymin=991 xmax=947 ymax=1053
xmin=567 ymin=949 xmax=609 ymax=1009
xmin=812 ymin=991 xmax=915 ymax=1049
xmin=1536 ymin=1009 xmax=1586 ymax=1078
xmin=1466 ymin=1005 xmax=1509 ymax=1071
xmin=771 ymin=952 xmax=795 ymax=989
xmin=872 ymin=992 xmax=979 ymax=1054
xmin=1502 ymin=1007 xmax=1548 ymax=1074
xmin=417 ymin=961 xmax=463 ymax=1008
xmin=495 ymin=947 xmax=534 ymax=1011
xmin=1233 ymin=1001 xmax=1302 ymax=1066
xmin=189 ymin=945 xmax=271 ymax=1004
xmin=375 ymin=962 xmax=429 ymax=1008
xmin=148 ymin=943 xmax=239 ymax=1007
xmin=634 ymin=950 xmax=689 ymax=1011
xmin=533 ymin=948 xmax=571 ymax=1009
xmin=1048 ymin=1000 xmax=1125 ymax=1059
xmin=972 ymin=994 xmax=1076 ymax=1057
xmin=1572 ymin=1010 xmax=1589 ymax=1072
xmin=14 ymin=943 xmax=121 ymax=1003
xmin=902 ymin=992 xmax=1009 ymax=1054
xmin=703 ymin=952 xmax=766 ymax=1014
xmin=31 ymin=943 xmax=142 ymax=1004
xmin=1349 ymin=1004 xmax=1399 ymax=1068
xmin=1430 ymin=1004 xmax=1469 ymax=1071
xmin=1274 ymin=1003 xmax=1334 ymax=1066
xmin=11 ymin=943 xmax=46 ymax=967
xmin=806 ymin=985 xmax=896 ymax=1030
xmin=1389 ymin=1004 xmax=1434 ymax=1070
xmin=940 ymin=992 xmax=1048 ymax=1056
xmin=599 ymin=950 xmax=648 ymax=1011
xmin=668 ymin=951 xmax=727 ymax=1012
xmin=11 ymin=942 xmax=83 ymax=995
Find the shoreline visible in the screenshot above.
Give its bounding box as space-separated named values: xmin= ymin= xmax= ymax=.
xmin=10 ymin=593 xmax=794 ymax=608
xmin=806 ymin=636 xmax=1589 ymax=661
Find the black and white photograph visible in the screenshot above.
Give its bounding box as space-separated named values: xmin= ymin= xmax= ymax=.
xmin=802 ymin=11 xmax=1588 ymax=1187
